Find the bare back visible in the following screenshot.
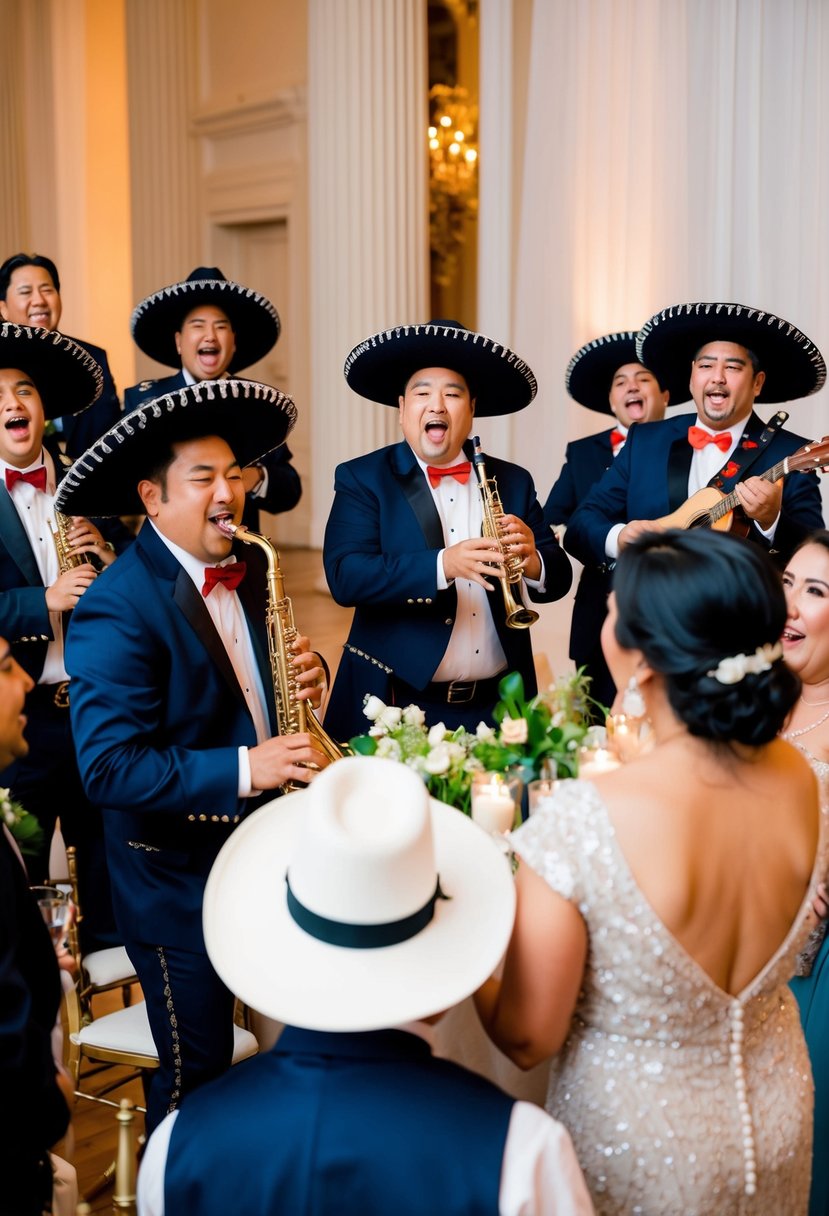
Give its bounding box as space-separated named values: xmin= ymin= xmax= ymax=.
xmin=594 ymin=735 xmax=820 ymax=995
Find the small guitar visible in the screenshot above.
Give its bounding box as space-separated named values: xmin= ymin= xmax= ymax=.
xmin=656 ymin=437 xmax=829 ymax=532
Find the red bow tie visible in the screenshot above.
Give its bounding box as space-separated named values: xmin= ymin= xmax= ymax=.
xmin=426 ymin=461 xmax=472 ymax=488
xmin=609 ymin=429 xmax=626 ymax=450
xmin=688 ymin=426 xmax=732 ymax=453
xmin=202 ymin=562 xmax=247 ymax=598
xmin=5 ymin=466 xmax=47 ymax=493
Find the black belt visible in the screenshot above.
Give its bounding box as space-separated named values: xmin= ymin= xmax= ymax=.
xmin=30 ymin=681 xmax=70 ymax=710
xmin=392 ymin=673 xmax=506 ymax=707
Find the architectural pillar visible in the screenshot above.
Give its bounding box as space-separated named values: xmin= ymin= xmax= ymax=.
xmin=307 ymin=0 xmax=429 ymax=547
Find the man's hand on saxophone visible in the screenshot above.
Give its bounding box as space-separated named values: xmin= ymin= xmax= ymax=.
xmin=442 ymin=537 xmax=504 ymax=590
xmin=45 ymin=563 xmax=98 ymax=611
xmin=496 ymin=512 xmax=542 ymax=581
xmin=291 ymin=633 xmax=327 ymax=712
xmin=62 ymin=515 xmax=117 ymax=568
xmin=248 ymin=733 xmax=332 ymax=791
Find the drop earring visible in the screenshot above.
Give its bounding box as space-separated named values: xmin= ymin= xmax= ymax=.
xmin=621 ymin=675 xmax=646 ymax=718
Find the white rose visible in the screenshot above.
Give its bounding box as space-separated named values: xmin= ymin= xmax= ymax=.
xmin=376 ymin=736 xmax=402 ymax=761
xmin=402 ymin=704 xmax=426 ymax=727
xmin=363 ymin=695 xmax=386 ymax=722
xmin=445 ymin=741 xmax=466 ymax=765
xmin=500 ymin=716 xmax=529 ymax=745
xmin=713 ymin=657 xmax=744 ymax=685
xmin=427 ymin=722 xmax=448 ymax=747
xmin=424 ymin=744 xmax=451 ymax=775
xmin=475 ymin=722 xmax=496 ymax=741
xmin=3 ymin=807 xmax=14 ymax=827
xmin=378 ymin=706 xmax=403 ymax=730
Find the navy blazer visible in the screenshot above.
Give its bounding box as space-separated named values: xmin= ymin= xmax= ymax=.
xmin=65 ymin=522 xmax=277 ymax=950
xmin=323 ymin=441 xmax=572 ymax=741
xmin=60 ymin=338 xmax=122 ymax=459
xmin=543 ymin=430 xmax=616 ymax=674
xmin=124 ymin=371 xmax=301 ymax=528
xmin=565 ymin=411 xmax=824 ymax=568
xmin=164 ymin=1028 xmax=514 ymax=1216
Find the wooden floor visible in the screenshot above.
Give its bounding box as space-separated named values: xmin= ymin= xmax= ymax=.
xmin=64 ymin=544 xmax=571 ymax=1205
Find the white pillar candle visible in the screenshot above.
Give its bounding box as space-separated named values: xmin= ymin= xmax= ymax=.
xmin=472 ymin=788 xmax=516 ymax=834
xmin=578 ymin=748 xmax=620 ymax=778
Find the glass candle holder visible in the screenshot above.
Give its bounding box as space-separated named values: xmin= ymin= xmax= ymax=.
xmin=470 ymin=771 xmax=521 ymax=835
xmin=527 ymin=778 xmax=559 ymax=815
xmin=606 ymin=712 xmax=653 ymax=764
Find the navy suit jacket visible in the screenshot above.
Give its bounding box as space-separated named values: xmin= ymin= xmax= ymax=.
xmin=65 ymin=522 xmax=277 ymax=950
xmin=0 ymin=436 xmax=130 ymax=683
xmin=60 ymin=338 xmax=122 ymax=459
xmin=124 ymin=372 xmax=301 ymax=529
xmin=163 ymin=1027 xmax=513 ymax=1216
xmin=565 ymin=411 xmax=824 ymax=568
xmin=543 ymin=429 xmax=615 ymax=670
xmin=323 ymin=441 xmax=572 ymax=741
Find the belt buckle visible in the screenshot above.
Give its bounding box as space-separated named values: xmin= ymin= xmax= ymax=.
xmin=53 ymin=681 xmax=70 ymax=709
xmin=447 ymin=680 xmax=475 ymax=705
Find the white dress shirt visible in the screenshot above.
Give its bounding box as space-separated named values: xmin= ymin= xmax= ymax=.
xmin=1 ymin=449 xmax=68 ymax=683
xmin=136 ymin=1023 xmax=596 ymax=1216
xmin=413 ymin=453 xmax=545 ymax=683
xmin=148 ymin=523 xmax=271 ymax=796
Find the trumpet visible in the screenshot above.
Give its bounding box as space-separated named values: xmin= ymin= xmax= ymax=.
xmin=217 ymin=521 xmax=346 ymax=791
xmin=472 ymin=435 xmax=539 ymax=630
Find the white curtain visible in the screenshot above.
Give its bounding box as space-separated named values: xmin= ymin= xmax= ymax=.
xmin=502 ymin=0 xmax=829 ymax=500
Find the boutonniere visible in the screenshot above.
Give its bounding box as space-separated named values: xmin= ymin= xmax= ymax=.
xmin=740 ymin=439 xmax=758 ymax=449
xmin=722 ymin=461 xmax=740 ymax=479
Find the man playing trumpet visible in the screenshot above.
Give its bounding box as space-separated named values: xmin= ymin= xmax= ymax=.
xmin=323 ymin=320 xmax=571 ymax=739
xmin=60 ymin=379 xmax=330 ymax=1133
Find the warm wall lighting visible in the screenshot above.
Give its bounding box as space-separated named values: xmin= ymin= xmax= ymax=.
xmin=428 ymin=84 xmax=478 ymax=288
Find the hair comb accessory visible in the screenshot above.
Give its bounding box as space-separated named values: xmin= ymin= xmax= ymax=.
xmin=706 ymin=642 xmax=783 ymax=686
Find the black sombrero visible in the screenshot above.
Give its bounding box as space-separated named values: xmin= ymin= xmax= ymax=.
xmin=55 ymin=379 xmax=297 ymax=518
xmin=131 ymin=267 xmax=281 ymax=371
xmin=566 ymin=330 xmax=688 ymax=414
xmin=636 ymin=302 xmax=826 ymax=405
xmin=0 ymin=323 xmax=102 ymax=419
xmin=343 ymin=320 xmax=537 ymax=417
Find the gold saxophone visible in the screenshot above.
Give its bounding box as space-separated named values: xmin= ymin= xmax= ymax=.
xmin=51 ymin=510 xmax=89 ymax=572
xmin=471 ymin=435 xmax=539 ymax=630
xmin=218 ymin=521 xmax=346 ymax=791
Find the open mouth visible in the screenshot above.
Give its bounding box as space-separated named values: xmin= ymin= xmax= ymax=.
xmin=210 ymin=512 xmax=236 ymax=536
xmin=625 ymin=395 xmax=645 ymax=417
xmin=424 ymin=420 xmax=448 ymax=440
xmin=28 ymin=310 xmax=51 ymax=327
xmin=781 ymin=626 xmax=804 ymax=643
xmin=4 ymin=416 xmax=30 ymax=434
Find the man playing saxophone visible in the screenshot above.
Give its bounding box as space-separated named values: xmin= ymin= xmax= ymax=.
xmin=61 ymin=379 xmax=329 ymax=1134
xmin=323 ymin=320 xmax=572 ymax=739
xmin=0 ymin=323 xmax=125 ymax=947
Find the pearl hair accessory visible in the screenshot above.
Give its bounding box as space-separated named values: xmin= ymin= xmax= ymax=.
xmin=706 ymin=642 xmax=783 ymax=686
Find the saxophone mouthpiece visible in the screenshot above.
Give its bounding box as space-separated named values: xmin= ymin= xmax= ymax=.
xmin=214 ymin=518 xmax=240 ymax=538
xmin=472 ymin=434 xmax=484 ymax=464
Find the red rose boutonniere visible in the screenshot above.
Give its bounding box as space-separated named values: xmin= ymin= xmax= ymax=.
xmin=741 ymin=439 xmax=758 ymax=449
xmin=722 ymin=461 xmax=740 ymax=479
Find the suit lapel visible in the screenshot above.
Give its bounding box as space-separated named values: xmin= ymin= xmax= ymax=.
xmin=0 ymin=487 xmax=43 ymax=584
xmin=391 ymin=444 xmax=444 ymax=549
xmin=666 ymin=419 xmax=694 ymax=511
xmin=137 ymin=525 xmax=251 ymax=716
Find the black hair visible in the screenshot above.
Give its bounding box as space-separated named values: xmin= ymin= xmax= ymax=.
xmin=791 ymin=528 xmax=829 ymax=561
xmin=612 ymin=529 xmax=798 ymax=746
xmin=692 ymin=342 xmax=761 ymax=376
xmin=0 ymin=253 xmax=61 ymax=300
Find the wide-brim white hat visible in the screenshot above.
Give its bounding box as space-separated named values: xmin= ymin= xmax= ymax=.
xmin=203 ymin=757 xmax=516 ymax=1031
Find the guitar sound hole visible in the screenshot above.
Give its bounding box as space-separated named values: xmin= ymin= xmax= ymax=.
xmin=689 ymin=514 xmax=712 ymax=530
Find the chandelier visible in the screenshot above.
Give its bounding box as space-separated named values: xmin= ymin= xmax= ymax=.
xmin=428 ymin=85 xmax=478 ymax=288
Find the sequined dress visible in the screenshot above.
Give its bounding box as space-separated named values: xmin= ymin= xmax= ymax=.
xmin=514 ymin=779 xmax=827 ymax=1216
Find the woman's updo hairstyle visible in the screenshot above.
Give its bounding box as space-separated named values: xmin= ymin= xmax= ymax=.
xmin=612 ymin=529 xmax=799 ymax=746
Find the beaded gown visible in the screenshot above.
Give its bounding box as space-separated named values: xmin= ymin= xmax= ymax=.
xmin=513 ymin=778 xmax=828 ymax=1216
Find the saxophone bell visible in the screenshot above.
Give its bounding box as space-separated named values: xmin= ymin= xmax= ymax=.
xmin=471 ymin=436 xmax=539 ymax=631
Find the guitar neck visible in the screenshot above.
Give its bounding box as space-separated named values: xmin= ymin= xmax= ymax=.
xmin=709 ymin=457 xmax=788 ymax=523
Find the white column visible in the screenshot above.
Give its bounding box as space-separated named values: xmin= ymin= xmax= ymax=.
xmin=124 ymin=0 xmax=202 ymax=381
xmin=476 ymin=0 xmax=514 ymax=459
xmin=307 ymin=0 xmax=429 ymax=547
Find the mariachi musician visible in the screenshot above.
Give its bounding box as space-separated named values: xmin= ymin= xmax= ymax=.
xmin=323 ymin=320 xmax=572 ymax=740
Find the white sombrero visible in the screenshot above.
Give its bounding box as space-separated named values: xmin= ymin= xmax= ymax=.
xmin=203 ymin=757 xmax=516 ymax=1032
